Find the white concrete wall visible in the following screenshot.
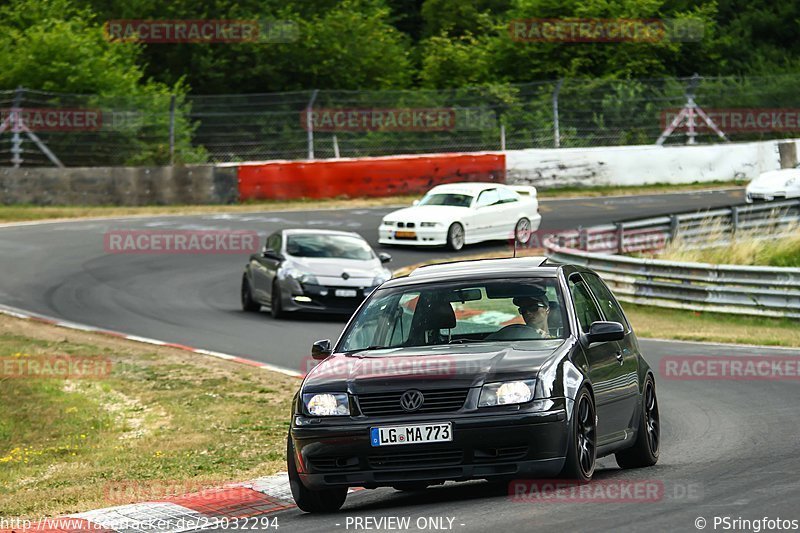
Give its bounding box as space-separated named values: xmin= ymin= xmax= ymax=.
xmin=505 ymin=139 xmax=798 ymax=188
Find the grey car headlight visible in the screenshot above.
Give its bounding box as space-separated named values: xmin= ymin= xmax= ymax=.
xmin=285 ymin=268 xmax=319 ymax=285
xmin=303 ymin=393 xmax=350 ymax=416
xmin=478 ymin=380 xmax=536 ymax=407
xmin=372 ymin=269 xmax=392 ymax=286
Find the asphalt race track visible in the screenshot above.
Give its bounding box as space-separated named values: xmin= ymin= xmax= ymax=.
xmin=2 ymin=187 xmax=799 ymax=532
xmin=0 ymin=188 xmax=744 ymax=372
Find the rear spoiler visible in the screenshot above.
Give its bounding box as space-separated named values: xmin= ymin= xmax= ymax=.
xmin=507 ymin=185 xmax=538 ymax=198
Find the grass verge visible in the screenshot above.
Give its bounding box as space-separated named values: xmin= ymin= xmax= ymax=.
xmin=0 ymin=314 xmax=297 ymax=518
xmin=0 ymin=180 xmax=744 ymax=223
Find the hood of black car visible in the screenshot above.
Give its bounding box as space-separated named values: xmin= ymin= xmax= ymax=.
xmin=302 ymin=340 xmax=567 ymax=394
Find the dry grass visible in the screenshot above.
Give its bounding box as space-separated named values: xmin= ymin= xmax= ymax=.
xmin=655 ymin=215 xmax=800 ymax=267
xmin=0 ymin=315 xmax=298 ymax=518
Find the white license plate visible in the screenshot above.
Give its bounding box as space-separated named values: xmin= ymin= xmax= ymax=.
xmin=335 ymin=289 xmax=358 ymax=297
xmin=370 ymin=422 xmax=452 ymax=447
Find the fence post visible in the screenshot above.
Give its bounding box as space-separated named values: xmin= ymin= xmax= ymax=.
xmin=731 ymin=206 xmax=739 ymax=238
xmin=579 ymin=226 xmax=588 ymax=251
xmin=332 ymin=134 xmax=340 ymax=158
xmin=616 ymin=223 xmax=625 ymax=254
xmin=552 ymin=79 xmax=563 ymax=148
xmin=500 ymin=124 xmax=506 ymax=151
xmin=11 ymin=86 xmax=23 ymax=168
xmin=669 ymin=214 xmax=679 ymax=241
xmin=306 ymin=89 xmax=319 ymax=160
xmin=168 ymin=94 xmax=176 ymax=166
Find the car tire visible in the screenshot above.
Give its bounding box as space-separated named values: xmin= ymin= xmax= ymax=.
xmin=241 ymin=274 xmax=260 ymax=312
xmin=270 ymin=281 xmax=285 ymax=319
xmin=560 ymin=387 xmax=596 ymax=482
xmin=287 ymin=436 xmax=347 ymax=513
xmin=514 ymin=217 xmax=532 ymax=245
xmin=446 ymin=223 xmax=465 ymax=251
xmin=615 ymin=375 xmax=660 ymax=469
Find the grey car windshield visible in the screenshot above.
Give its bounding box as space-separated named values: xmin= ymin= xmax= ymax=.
xmin=286 ymin=234 xmax=374 ymax=260
xmin=418 ymin=193 xmax=473 ymax=208
xmin=338 ymin=278 xmax=568 ymax=352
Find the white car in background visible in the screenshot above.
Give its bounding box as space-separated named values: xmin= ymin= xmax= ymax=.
xmin=378 ymin=182 xmax=541 ymax=250
xmin=746 ymin=167 xmax=800 ymax=203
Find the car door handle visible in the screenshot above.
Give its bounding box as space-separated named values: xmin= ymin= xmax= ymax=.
xmin=615 ymin=351 xmax=624 ymax=365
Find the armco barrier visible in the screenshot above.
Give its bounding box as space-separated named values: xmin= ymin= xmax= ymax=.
xmin=544 ymin=199 xmax=800 ymax=318
xmin=237 ymin=153 xmax=505 ymax=201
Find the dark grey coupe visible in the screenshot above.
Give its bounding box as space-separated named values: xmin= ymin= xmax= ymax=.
xmin=287 ymin=257 xmax=660 ymax=512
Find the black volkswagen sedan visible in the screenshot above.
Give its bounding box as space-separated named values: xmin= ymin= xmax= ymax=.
xmin=287 ymin=257 xmax=660 ymax=513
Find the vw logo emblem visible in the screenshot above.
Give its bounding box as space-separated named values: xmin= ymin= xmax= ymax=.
xmin=341 ymin=272 xmax=350 ymax=280
xmin=400 ymin=390 xmax=424 ymax=412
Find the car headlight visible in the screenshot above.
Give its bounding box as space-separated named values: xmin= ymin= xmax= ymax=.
xmin=285 ymin=268 xmax=319 ymax=285
xmin=303 ymin=393 xmax=350 ymax=416
xmin=420 ymin=222 xmax=440 ymax=228
xmin=478 ymin=380 xmax=536 ymax=407
xmin=786 ymin=178 xmax=796 ymax=187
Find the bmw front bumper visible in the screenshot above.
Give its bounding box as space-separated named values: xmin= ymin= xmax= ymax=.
xmin=290 ymin=398 xmax=570 ymax=489
xmin=378 ymin=226 xmax=448 ymax=246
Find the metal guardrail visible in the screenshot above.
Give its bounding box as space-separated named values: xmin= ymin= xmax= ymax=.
xmin=544 ymin=199 xmax=800 ymax=318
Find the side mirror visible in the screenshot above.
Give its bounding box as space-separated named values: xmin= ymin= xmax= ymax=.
xmin=412 ymin=200 xmax=420 ymax=206
xmin=263 ymin=248 xmax=281 ymax=260
xmin=311 ymin=339 xmax=332 ymax=360
xmin=378 ymin=252 xmax=392 ymax=264
xmin=585 ymin=321 xmax=624 ymax=344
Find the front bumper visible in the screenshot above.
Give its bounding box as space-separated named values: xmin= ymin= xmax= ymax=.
xmin=378 ymin=226 xmax=448 ymax=246
xmin=279 ymin=280 xmax=375 ymax=315
xmin=290 ymin=399 xmax=569 ymax=489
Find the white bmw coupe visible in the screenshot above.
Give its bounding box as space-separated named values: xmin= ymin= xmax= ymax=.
xmin=378 ymin=182 xmax=541 ymax=250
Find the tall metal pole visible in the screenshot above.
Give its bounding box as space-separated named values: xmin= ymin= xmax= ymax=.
xmin=11 ymin=86 xmax=23 ymax=168
xmin=306 ymin=89 xmax=319 ymax=160
xmin=168 ymin=94 xmax=176 ymax=165
xmin=552 ymin=79 xmax=564 ymax=148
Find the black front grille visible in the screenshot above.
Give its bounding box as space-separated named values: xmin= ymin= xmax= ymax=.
xmin=357 ymin=388 xmax=469 ymax=416
xmin=368 ymin=449 xmax=463 ymax=469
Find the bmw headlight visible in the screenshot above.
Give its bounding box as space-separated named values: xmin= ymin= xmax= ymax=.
xmin=285 ymin=268 xmax=319 ymax=285
xmin=303 ymin=393 xmax=350 ymax=416
xmin=478 ymin=380 xmax=536 ymax=407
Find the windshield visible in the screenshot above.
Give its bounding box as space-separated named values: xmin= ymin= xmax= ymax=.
xmin=285 ymin=234 xmax=374 ymax=260
xmin=338 ymin=278 xmax=568 ymax=352
xmin=418 ymin=193 xmax=473 ymax=208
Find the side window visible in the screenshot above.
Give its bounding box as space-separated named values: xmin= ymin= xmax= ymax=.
xmin=267 ymin=233 xmax=281 ymax=252
xmin=583 ymin=274 xmax=630 ymax=332
xmin=476 ymin=189 xmax=500 ymax=207
xmin=568 ymin=275 xmax=603 ymax=333
xmin=497 ymin=188 xmax=519 ymax=204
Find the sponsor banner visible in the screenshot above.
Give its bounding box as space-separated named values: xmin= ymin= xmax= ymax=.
xmin=661 ymin=108 xmax=800 ymax=133
xmin=0 ymin=108 xmax=102 ymax=132
xmin=104 ymin=230 xmax=260 ymax=255
xmin=509 ymin=18 xmax=704 ymax=43
xmin=104 ymin=19 xmax=299 ymax=43
xmin=660 ymin=356 xmax=800 ymax=380
xmin=301 ymin=108 xmax=457 ymax=132
xmin=0 ymin=355 xmax=112 ymax=379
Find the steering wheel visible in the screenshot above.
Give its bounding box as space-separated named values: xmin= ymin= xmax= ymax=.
xmin=485 ymin=324 xmax=536 ymax=341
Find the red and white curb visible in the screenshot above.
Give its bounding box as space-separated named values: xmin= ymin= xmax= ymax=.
xmin=0 ymin=303 xmax=301 ymax=378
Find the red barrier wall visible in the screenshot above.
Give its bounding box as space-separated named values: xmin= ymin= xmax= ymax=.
xmin=237 ymin=153 xmax=505 ymax=200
